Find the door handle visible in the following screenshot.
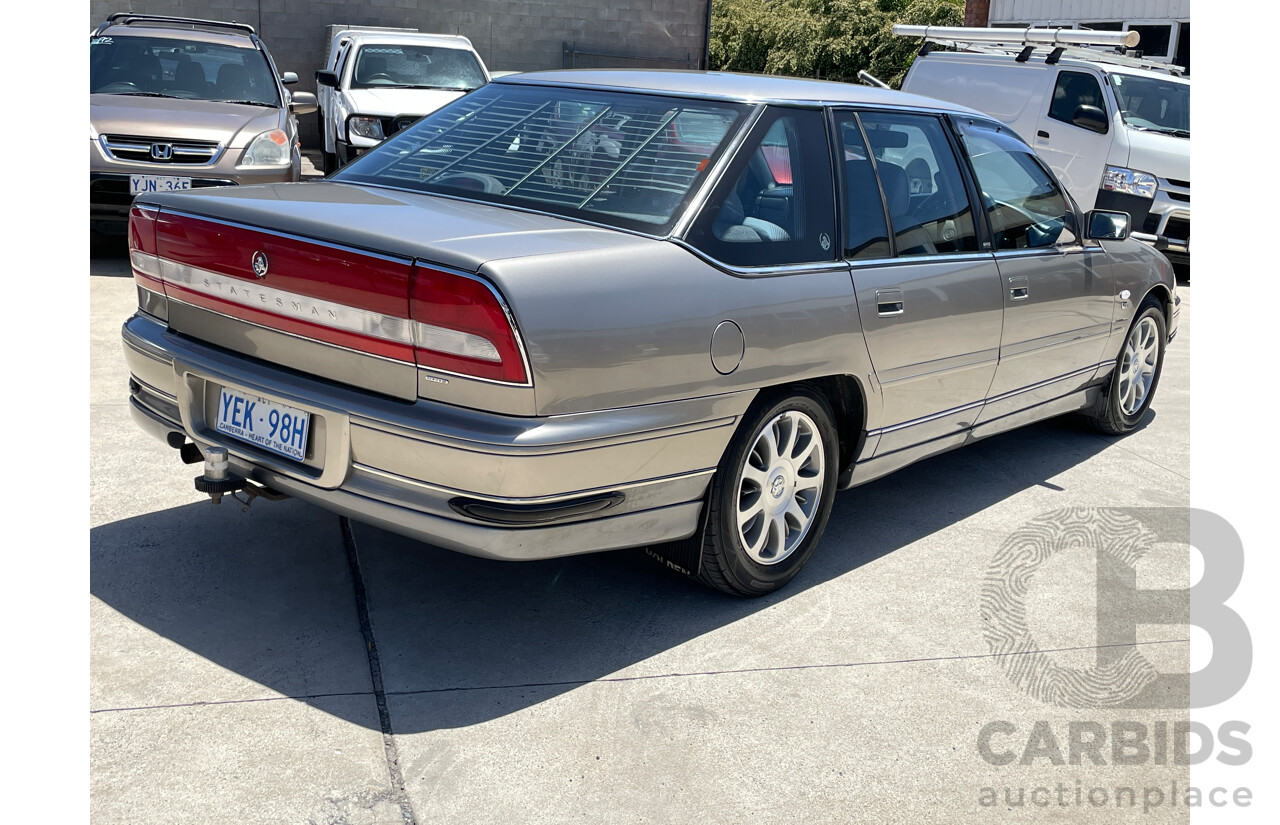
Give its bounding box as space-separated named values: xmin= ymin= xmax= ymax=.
xmin=1008 ymin=276 xmax=1030 ymax=301
xmin=1037 ymin=130 xmax=1050 ymax=139
xmin=875 ymin=288 xmax=904 ymax=316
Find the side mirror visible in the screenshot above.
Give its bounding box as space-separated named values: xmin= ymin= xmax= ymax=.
xmin=315 ymin=70 xmax=338 ymax=88
xmin=288 ymin=91 xmax=318 ymax=116
xmin=280 ymin=71 xmax=299 ymax=85
xmin=1072 ymin=104 xmax=1108 ymax=134
xmin=1085 ymin=209 xmax=1131 ymax=241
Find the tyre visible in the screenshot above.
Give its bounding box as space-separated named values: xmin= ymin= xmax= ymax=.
xmin=322 ymin=149 xmax=337 ymax=175
xmin=1087 ymin=297 xmax=1166 ymax=435
xmin=696 ymin=388 xmax=839 ymax=596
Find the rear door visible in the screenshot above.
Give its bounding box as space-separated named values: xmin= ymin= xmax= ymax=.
xmin=954 ymin=117 xmax=1115 ymax=420
xmin=834 ymin=109 xmax=1004 ymax=457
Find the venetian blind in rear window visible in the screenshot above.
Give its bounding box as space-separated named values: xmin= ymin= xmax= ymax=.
xmin=332 ymin=83 xmax=748 ymax=234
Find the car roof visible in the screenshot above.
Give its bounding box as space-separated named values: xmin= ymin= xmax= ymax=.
xmin=496 ymin=69 xmax=987 ymax=112
xmin=96 ymin=23 xmax=258 ymax=49
xmin=340 ymin=31 xmax=476 ymax=50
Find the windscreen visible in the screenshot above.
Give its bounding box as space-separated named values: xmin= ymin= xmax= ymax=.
xmin=1108 ymin=73 xmax=1189 ymax=137
xmin=333 ymin=83 xmax=748 ymax=233
xmin=350 ymin=44 xmax=487 ymax=91
xmin=90 ymin=34 xmax=280 ymax=106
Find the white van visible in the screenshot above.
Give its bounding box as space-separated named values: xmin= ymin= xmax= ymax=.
xmin=899 ymin=29 xmax=1189 ymax=268
xmin=315 ymin=30 xmax=490 ymax=173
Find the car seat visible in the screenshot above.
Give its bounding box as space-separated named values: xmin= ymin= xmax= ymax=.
xmin=216 ymin=64 xmax=254 ymax=101
xmin=712 ymin=190 xmax=791 ymax=243
xmin=173 ymin=61 xmax=207 ymax=95
xmin=878 ymin=162 xmax=936 ymax=255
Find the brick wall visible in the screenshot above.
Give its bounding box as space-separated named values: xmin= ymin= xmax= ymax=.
xmin=90 ymin=1 xmax=711 ymax=146
xmin=964 ymin=0 xmax=990 ymax=26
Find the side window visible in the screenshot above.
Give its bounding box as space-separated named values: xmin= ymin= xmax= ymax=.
xmin=957 ymin=120 xmax=1078 ymax=251
xmin=832 ymin=114 xmax=889 ymax=260
xmin=857 ymin=111 xmax=980 ymax=257
xmin=689 ymin=108 xmax=836 ymax=267
xmin=1048 ymin=71 xmax=1107 ymax=132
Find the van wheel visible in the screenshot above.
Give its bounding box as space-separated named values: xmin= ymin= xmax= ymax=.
xmin=322 ymin=150 xmax=337 ymax=175
xmin=1087 ymin=298 xmax=1166 ymax=435
xmin=697 ymin=389 xmax=839 ymax=597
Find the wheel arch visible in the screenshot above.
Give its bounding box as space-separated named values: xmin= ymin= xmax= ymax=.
xmin=749 ymin=374 xmax=867 ymax=477
xmin=1142 ymin=282 xmax=1175 ymax=330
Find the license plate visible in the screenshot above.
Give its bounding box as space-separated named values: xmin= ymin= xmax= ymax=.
xmin=215 ymin=388 xmax=311 ymax=461
xmin=130 ymin=175 xmax=192 ymax=195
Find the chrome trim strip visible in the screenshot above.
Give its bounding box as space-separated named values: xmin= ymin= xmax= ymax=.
xmin=130 ymin=373 xmax=178 ymax=403
xmin=99 ymin=134 xmax=225 ymax=166
xmin=876 ymin=348 xmax=1000 ymax=386
xmin=665 ymin=238 xmax=849 ymax=277
xmin=868 ymin=398 xmax=986 ymax=437
xmin=163 ymin=295 xmax=414 ymax=366
xmin=992 ymin=246 xmax=1104 ymax=261
xmin=848 ymin=251 xmax=995 ymax=268
xmin=999 ymin=324 xmax=1112 ymax=359
xmin=155 ymin=208 xmax=415 ymax=266
xmin=983 ymin=363 xmax=1106 ymax=406
xmin=355 ymin=464 xmax=715 ymax=506
xmin=866 ymin=362 xmax=1107 ymax=437
xmin=159 ymin=258 xmax=416 ymax=346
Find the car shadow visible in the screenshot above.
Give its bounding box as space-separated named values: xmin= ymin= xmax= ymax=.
xmin=90 ymin=411 xmax=1127 ymax=733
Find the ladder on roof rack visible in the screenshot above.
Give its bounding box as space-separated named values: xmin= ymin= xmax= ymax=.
xmin=891 ymin=24 xmax=1185 ymax=77
xmin=94 ymin=13 xmax=256 ymax=38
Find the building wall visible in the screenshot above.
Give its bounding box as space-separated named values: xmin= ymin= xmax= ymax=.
xmin=89 ymin=1 xmax=711 ymax=145
xmin=989 ymin=0 xmax=1190 ymax=23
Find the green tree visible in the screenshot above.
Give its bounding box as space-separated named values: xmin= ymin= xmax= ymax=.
xmin=709 ymin=0 xmax=964 ymax=88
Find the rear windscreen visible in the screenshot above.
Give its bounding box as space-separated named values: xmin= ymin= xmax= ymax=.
xmin=333 ymin=84 xmax=748 ymax=233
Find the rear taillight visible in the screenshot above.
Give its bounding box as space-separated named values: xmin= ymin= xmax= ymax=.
xmin=128 ymin=205 xmax=163 ymax=292
xmin=409 ymin=267 xmax=528 ymax=385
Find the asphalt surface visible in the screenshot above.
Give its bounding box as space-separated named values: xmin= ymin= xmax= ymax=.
xmin=90 ymin=239 xmax=1192 ymax=824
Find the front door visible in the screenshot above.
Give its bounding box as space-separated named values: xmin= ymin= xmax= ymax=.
xmin=954 ymin=117 xmax=1115 ymax=421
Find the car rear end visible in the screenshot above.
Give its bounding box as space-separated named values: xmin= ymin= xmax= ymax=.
xmin=121 ymin=191 xmax=742 ymax=560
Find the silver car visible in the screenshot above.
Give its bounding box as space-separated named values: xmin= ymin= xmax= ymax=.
xmin=121 ymin=71 xmax=1178 ymax=596
xmin=90 ymin=14 xmax=316 ymax=237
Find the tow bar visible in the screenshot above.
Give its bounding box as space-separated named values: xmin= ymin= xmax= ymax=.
xmin=193 ymin=445 xmax=288 ymax=509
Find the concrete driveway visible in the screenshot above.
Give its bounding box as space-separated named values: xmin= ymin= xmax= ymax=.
xmin=91 ymin=243 xmax=1192 ymax=824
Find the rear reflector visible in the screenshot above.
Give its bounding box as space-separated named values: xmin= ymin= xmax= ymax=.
xmin=410 ymin=266 xmax=528 ymax=385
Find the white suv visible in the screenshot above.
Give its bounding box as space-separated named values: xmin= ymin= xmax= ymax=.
xmin=315 ymin=30 xmax=490 ymax=173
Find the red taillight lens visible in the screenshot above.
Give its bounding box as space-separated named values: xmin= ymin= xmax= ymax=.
xmin=128 ymin=205 xmax=163 ymax=291
xmin=409 ymin=266 xmax=528 ymax=385
xmin=128 ymin=205 xmax=158 ymax=255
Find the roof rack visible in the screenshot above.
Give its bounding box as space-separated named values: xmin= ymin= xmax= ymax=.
xmin=94 ymin=13 xmax=256 ymax=38
xmin=891 ymin=24 xmax=1185 ymax=77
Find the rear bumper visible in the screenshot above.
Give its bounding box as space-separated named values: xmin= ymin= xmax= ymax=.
xmin=122 ymin=313 xmax=746 ymax=560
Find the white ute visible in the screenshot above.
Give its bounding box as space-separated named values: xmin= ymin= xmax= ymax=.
xmin=896 ymin=25 xmax=1190 ymax=270
xmin=315 ymin=29 xmax=490 ymax=173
